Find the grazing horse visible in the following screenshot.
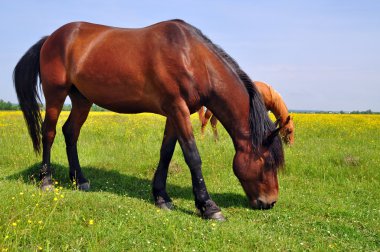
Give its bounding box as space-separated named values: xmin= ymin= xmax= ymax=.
xmin=199 ymin=81 xmax=295 ymax=145
xmin=14 ymin=20 xmax=285 ymax=220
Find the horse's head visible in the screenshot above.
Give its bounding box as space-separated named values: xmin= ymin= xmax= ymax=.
xmin=233 ymin=121 xmax=286 ymax=210
xmin=233 ymin=152 xmax=279 ymax=209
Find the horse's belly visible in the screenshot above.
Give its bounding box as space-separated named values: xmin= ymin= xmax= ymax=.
xmin=96 ymin=100 xmax=161 ymax=114
xmin=74 ymin=81 xmax=163 ymax=114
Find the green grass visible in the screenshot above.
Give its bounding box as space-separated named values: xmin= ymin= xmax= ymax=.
xmin=0 ymin=111 xmax=379 ymax=251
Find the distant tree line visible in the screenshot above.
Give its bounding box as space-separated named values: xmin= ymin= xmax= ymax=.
xmin=282 ymin=109 xmax=379 ymax=114
xmin=60 ymin=104 xmax=106 ymax=111
xmin=0 ymin=99 xmax=20 ymax=110
xmin=1 ymin=100 xmax=378 ymax=114
xmin=0 ymin=100 xmax=106 ymax=111
xmin=347 ymin=109 xmax=378 ymax=114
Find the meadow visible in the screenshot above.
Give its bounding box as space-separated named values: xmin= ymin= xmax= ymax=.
xmin=0 ymin=111 xmax=379 ymax=251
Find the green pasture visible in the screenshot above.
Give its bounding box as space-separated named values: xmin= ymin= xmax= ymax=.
xmin=0 ymin=111 xmax=379 ymax=251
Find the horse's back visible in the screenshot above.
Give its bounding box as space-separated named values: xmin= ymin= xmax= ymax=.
xmin=40 ymin=20 xmax=204 ymax=114
xmin=254 ymin=81 xmax=273 ymax=109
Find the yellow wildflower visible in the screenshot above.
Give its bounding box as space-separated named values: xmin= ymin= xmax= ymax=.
xmin=89 ymin=219 xmax=94 ymax=225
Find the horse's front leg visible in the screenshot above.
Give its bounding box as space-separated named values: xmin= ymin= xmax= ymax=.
xmin=168 ymin=101 xmax=225 ymax=220
xmin=152 ymin=119 xmax=177 ymax=209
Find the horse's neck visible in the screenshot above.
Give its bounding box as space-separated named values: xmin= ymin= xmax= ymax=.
xmin=197 ymin=48 xmax=253 ymax=152
xmin=269 ymin=87 xmax=289 ymax=124
xmin=207 ymin=81 xmax=252 ymax=151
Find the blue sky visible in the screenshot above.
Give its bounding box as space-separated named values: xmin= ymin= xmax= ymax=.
xmin=1 ymin=0 xmax=379 ymax=111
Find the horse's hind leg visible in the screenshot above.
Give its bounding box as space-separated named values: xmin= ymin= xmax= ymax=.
xmin=198 ymin=107 xmax=206 ymax=138
xmin=210 ymin=115 xmax=219 ymax=141
xmin=200 ymin=108 xmax=213 ymax=137
xmin=62 ymin=86 xmax=92 ymax=190
xmin=152 ymin=119 xmax=177 ymax=209
xmin=40 ymin=85 xmax=69 ymax=191
xmin=167 ymin=100 xmax=224 ymax=220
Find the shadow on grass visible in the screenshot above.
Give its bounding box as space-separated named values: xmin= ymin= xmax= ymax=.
xmin=6 ymin=163 xmax=249 ymax=211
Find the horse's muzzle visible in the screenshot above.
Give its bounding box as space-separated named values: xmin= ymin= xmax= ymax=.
xmin=250 ymin=199 xmax=276 ymax=210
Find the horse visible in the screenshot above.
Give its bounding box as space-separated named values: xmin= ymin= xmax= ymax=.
xmin=13 ymin=20 xmax=285 ymax=220
xmin=198 ymin=81 xmax=295 ymax=145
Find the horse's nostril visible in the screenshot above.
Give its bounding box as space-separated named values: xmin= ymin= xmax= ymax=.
xmin=257 ymin=199 xmax=264 ymax=209
xmin=252 ymin=199 xmax=276 ymax=210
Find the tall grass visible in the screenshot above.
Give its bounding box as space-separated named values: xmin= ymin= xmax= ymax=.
xmin=0 ymin=111 xmax=379 ymax=251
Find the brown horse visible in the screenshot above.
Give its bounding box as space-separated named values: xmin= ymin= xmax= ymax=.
xmin=14 ymin=20 xmax=285 ymax=220
xmin=199 ymin=81 xmax=295 ymax=145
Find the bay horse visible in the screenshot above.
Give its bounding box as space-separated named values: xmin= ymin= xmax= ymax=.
xmin=199 ymin=81 xmax=295 ymax=145
xmin=13 ymin=20 xmax=285 ymax=220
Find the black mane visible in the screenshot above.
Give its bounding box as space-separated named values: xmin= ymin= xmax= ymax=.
xmin=183 ymin=21 xmax=284 ymax=170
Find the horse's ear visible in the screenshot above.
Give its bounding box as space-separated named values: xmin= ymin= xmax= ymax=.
xmin=274 ymin=117 xmax=281 ymax=127
xmin=283 ymin=115 xmax=291 ymax=126
xmin=263 ymin=127 xmax=281 ymax=147
xmin=264 ymin=116 xmax=291 ymax=146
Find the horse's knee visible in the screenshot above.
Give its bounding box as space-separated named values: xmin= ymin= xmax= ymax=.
xmin=42 ymin=127 xmax=56 ymax=146
xmin=186 ymin=152 xmax=202 ymax=171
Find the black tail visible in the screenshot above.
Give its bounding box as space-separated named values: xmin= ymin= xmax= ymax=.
xmin=13 ymin=36 xmax=48 ymax=153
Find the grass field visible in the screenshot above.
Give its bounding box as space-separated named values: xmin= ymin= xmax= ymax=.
xmin=0 ymin=111 xmax=379 ymax=251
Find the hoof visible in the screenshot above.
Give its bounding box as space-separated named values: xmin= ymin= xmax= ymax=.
xmin=206 ymin=211 xmax=226 ymax=221
xmin=198 ymin=200 xmax=224 ymax=221
xmin=78 ymin=182 xmax=90 ymax=191
xmin=155 ymin=196 xmax=173 ymax=210
xmin=40 ymin=184 xmax=54 ymax=192
xmin=156 ymin=201 xmax=174 ymax=210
